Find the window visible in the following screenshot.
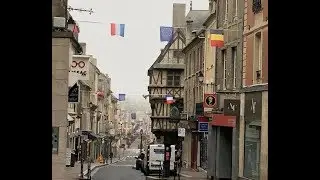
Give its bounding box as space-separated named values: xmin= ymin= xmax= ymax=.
xmin=192 ymin=51 xmax=196 ymax=74
xmin=222 ymin=50 xmax=227 ymax=90
xmin=189 ymin=54 xmax=192 ymax=76
xmin=167 ymin=71 xmax=181 ymax=86
xmin=196 ymin=48 xmax=200 ymax=71
xmin=209 ymin=0 xmax=216 ymax=13
xmin=224 ymin=0 xmax=228 ymax=23
xmin=231 ymin=47 xmax=237 ymax=89
xmin=252 ymin=0 xmax=262 ymax=14
xmin=154 ymin=149 xmax=164 ymax=154
xmin=244 ymin=124 xmax=261 ymax=179
xmin=253 ymin=32 xmax=262 ymax=84
xmin=200 ymin=46 xmax=204 ymax=70
xmin=233 ymin=0 xmax=238 ymax=21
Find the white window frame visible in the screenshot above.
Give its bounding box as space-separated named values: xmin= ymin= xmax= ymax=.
xmin=222 ymin=50 xmax=227 ymax=90
xmin=253 ymin=32 xmax=263 ymax=84
xmin=224 ymin=0 xmax=228 ymax=24
xmin=234 ymin=0 xmax=238 ymax=21
xmin=232 ymin=47 xmax=237 ymax=89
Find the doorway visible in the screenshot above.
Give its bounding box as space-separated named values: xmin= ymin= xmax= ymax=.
xmin=191 ymin=132 xmax=198 ymax=169
xmin=217 ymin=126 xmax=233 ymax=179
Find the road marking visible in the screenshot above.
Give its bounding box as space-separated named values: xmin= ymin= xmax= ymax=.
xmin=146 ymin=176 xmax=162 ymax=179
xmin=180 ymin=173 xmax=192 ymax=177
xmin=109 ymin=164 xmax=135 ymax=167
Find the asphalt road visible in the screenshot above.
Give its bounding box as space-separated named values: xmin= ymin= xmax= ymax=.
xmin=92 ymin=156 xmax=145 ymax=180
xmin=92 ymin=137 xmax=145 ymax=180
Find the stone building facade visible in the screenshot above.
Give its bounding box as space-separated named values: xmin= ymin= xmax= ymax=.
xmin=238 ymin=0 xmax=268 ymax=179
xmin=52 ymin=33 xmax=82 ymax=180
xmin=207 ymin=0 xmax=244 ymax=179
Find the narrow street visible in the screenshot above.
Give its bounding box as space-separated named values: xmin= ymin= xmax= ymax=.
xmin=92 ymin=137 xmax=144 ymax=180
xmin=92 ymin=157 xmax=145 ymax=180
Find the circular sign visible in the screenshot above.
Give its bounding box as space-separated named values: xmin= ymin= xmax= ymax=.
xmin=205 ymin=95 xmax=216 ymax=107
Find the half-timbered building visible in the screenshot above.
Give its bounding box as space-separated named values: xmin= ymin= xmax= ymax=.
xmin=147 ymin=29 xmax=186 ymax=144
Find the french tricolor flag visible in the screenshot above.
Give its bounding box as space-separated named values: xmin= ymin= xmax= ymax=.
xmin=110 ymin=23 xmax=125 ymax=37
xmin=166 ymin=96 xmax=174 ymax=104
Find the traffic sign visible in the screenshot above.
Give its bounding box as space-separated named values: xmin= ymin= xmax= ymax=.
xmin=198 ymin=122 xmax=209 ymax=132
xmin=203 ymin=93 xmax=217 ymax=112
xmin=178 ymin=128 xmax=185 ymax=137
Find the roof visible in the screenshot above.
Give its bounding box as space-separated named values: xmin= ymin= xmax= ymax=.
xmin=182 ymin=29 xmax=206 ymax=53
xmin=78 ymin=80 xmax=91 ymax=89
xmin=148 ymin=28 xmax=186 ymax=73
xmin=186 ymin=10 xmax=210 ymax=31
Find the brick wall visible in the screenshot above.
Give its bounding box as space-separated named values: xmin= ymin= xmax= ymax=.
xmin=242 ymin=0 xmax=268 ymax=87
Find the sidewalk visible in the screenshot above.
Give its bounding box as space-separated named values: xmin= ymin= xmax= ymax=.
xmin=145 ymin=168 xmax=208 ymax=180
xmin=179 ymin=167 xmax=208 ymax=179
xmin=65 ymin=157 xmax=123 ymax=180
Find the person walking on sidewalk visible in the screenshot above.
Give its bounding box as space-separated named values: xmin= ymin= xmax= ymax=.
xmin=110 ymin=152 xmax=113 ymax=163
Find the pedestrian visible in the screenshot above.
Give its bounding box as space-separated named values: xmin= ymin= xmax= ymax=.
xmin=110 ymin=152 xmax=113 ymax=162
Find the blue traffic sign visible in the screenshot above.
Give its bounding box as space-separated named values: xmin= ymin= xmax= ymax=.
xmin=198 ymin=122 xmax=209 ymax=132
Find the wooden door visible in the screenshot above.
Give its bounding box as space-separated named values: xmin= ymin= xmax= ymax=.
xmin=191 ymin=133 xmax=198 ymax=169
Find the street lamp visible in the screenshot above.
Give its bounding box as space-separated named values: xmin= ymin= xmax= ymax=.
xmin=140 ymin=129 xmax=143 ymax=153
xmin=197 ymin=71 xmax=204 ymax=83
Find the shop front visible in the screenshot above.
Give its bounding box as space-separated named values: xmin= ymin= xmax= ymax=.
xmin=242 ymin=91 xmax=262 ymax=180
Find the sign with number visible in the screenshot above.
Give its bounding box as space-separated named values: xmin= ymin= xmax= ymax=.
xmin=178 ymin=128 xmax=185 ymax=137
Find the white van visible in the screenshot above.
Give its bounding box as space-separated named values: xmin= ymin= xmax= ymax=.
xmin=142 ymin=144 xmax=176 ymax=175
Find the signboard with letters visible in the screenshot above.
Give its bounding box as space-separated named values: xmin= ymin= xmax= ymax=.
xmin=211 ymin=114 xmax=236 ymax=128
xmin=244 ymin=92 xmax=262 ymax=123
xmin=68 ymin=83 xmax=79 ymax=103
xmin=224 ymin=99 xmax=240 ymax=116
xmin=69 ymin=56 xmax=89 ymax=80
xmin=178 ymin=128 xmax=185 ymax=137
xmin=203 ymin=93 xmax=217 ymax=112
xmin=198 ymin=122 xmax=209 ymax=132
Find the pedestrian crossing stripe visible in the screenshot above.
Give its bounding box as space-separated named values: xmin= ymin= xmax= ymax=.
xmin=109 ymin=164 xmax=134 ymax=167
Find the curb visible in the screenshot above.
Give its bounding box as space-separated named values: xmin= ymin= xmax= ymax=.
xmin=82 ymin=157 xmax=127 ymax=177
xmin=198 ymin=167 xmax=207 ymax=174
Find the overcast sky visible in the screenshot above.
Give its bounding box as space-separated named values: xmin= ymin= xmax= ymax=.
xmin=69 ymin=0 xmax=208 ymax=100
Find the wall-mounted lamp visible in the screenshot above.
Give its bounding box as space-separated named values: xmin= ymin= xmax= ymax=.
xmin=198 ymin=71 xmax=204 ymax=83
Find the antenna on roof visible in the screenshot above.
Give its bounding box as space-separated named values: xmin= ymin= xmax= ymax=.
xmin=67 ymin=6 xmax=94 ymax=15
xmin=190 ymin=1 xmax=193 ymax=11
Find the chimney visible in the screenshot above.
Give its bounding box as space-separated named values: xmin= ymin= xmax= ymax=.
xmin=186 ymin=17 xmax=194 ymax=44
xmin=80 ymin=42 xmax=86 ymax=54
xmin=172 ymin=3 xmax=186 ymax=28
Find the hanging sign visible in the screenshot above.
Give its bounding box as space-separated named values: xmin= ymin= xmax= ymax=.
xmin=68 ymin=83 xmax=79 ymax=103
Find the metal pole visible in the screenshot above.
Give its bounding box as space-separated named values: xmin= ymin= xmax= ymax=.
xmin=140 ymin=133 xmax=143 ymax=153
xmin=110 ymin=137 xmax=112 ymax=163
xmin=80 ymin=137 xmax=84 ymax=178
